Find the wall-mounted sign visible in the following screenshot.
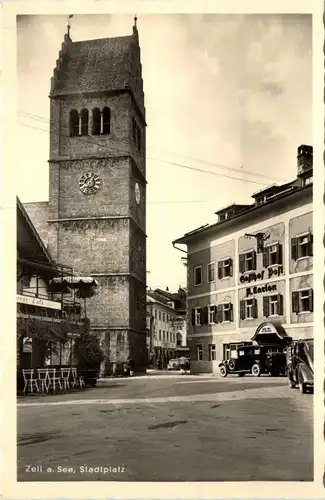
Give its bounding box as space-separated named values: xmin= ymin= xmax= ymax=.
xmin=246 ymin=284 xmax=277 ymax=297
xmin=240 ymin=266 xmax=283 ymax=284
xmin=23 ymin=337 xmax=33 ymax=353
xmin=259 ymin=325 xmax=277 ymax=334
xmin=17 ymin=294 xmax=62 ymax=310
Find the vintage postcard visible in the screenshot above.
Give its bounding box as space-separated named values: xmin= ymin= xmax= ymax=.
xmin=1 ymin=0 xmax=324 ymax=498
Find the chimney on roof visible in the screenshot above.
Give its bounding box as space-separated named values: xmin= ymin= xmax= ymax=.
xmin=297 ymin=144 xmax=313 ymax=177
xmin=166 ymin=287 xmax=169 ymax=292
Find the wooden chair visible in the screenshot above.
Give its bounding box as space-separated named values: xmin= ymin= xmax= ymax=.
xmin=60 ymin=367 xmax=71 ymax=390
xmin=47 ymin=368 xmax=62 ymax=393
xmin=22 ymin=369 xmax=40 ymax=394
xmin=71 ymin=367 xmax=85 ymax=388
xmin=37 ymin=368 xmax=50 ymax=393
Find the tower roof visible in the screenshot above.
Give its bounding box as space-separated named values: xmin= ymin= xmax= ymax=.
xmin=50 ymin=29 xmax=144 ymax=116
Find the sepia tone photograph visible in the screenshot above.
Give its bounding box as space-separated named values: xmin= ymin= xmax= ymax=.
xmin=2 ymin=2 xmax=320 ymax=493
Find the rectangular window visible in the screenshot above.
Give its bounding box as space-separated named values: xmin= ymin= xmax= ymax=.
xmin=263 ymin=243 xmax=282 ymax=267
xmin=163 ymin=330 xmax=165 ymax=341
xmin=222 ymin=302 xmax=232 ymax=322
xmin=218 ymin=258 xmax=233 ymax=279
xmin=239 ymin=251 xmax=256 ymax=273
xmin=196 ymin=344 xmax=203 ymax=361
xmin=158 ymin=311 xmax=161 ymax=321
xmin=194 ymin=266 xmax=202 ymax=285
xmin=207 ymin=262 xmax=215 ymax=282
xmin=166 ymin=331 xmax=169 ymax=342
xmin=291 ymin=233 xmax=313 ymax=260
xmin=240 ymin=298 xmax=258 ymax=320
xmin=208 ymin=305 xmax=216 ymax=324
xmin=163 ymin=312 xmax=165 ymax=322
xmin=159 ymin=329 xmax=161 ymax=341
xmin=155 ymin=310 xmax=157 ymax=319
xmin=209 ymin=344 xmax=216 ymax=361
xmin=191 ymin=307 xmax=202 ymax=326
xmin=263 ymin=294 xmax=283 ymax=317
xmin=292 ymin=289 xmax=313 ymax=313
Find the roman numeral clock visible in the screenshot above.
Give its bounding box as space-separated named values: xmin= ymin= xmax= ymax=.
xmin=79 ymin=172 xmax=101 ymax=195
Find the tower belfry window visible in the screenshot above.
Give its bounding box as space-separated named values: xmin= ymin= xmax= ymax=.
xmin=80 ymin=109 xmax=89 ymax=136
xmin=102 ymin=107 xmax=111 ymax=135
xmin=69 ymin=109 xmax=79 ymax=137
xmin=92 ymin=108 xmax=101 ymax=135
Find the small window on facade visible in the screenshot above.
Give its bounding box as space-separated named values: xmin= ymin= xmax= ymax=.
xmin=102 ymin=107 xmax=111 ymax=134
xmin=263 ymin=243 xmax=282 ymax=268
xmin=194 ymin=266 xmax=202 ymax=285
xmin=240 ymin=298 xmax=258 ymax=320
xmin=191 ymin=307 xmax=202 ymax=326
xmin=80 ymin=109 xmax=89 ymax=136
xmin=162 ymin=330 xmax=165 ymax=341
xmin=159 ymin=329 xmax=161 ymax=341
xmin=209 ymin=344 xmax=216 ymax=361
xmin=291 ymin=233 xmax=313 ymax=260
xmin=159 ymin=310 xmax=161 ymax=321
xmin=263 ymin=294 xmax=283 ymax=317
xmin=218 ymin=258 xmax=233 ymax=279
xmin=292 ymin=289 xmax=313 ymax=313
xmin=69 ymin=109 xmax=79 ymax=137
xmin=92 ymin=108 xmax=101 ymax=135
xmin=208 ymin=305 xmax=216 ymax=324
xmin=239 ymin=251 xmax=256 ymax=273
xmin=219 ymin=302 xmax=233 ymax=322
xmin=154 ymin=310 xmax=157 ymax=319
xmin=196 ymin=344 xmax=203 ymax=361
xmin=207 ymin=262 xmax=215 ymax=282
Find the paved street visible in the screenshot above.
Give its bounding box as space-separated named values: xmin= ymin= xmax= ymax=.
xmin=17 ymin=374 xmax=313 ymax=482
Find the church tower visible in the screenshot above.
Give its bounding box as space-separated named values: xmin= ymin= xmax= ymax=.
xmin=48 ymin=19 xmax=147 ymax=372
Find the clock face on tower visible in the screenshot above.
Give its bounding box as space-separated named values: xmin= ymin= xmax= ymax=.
xmin=79 ymin=172 xmax=101 ymax=194
xmin=135 ymin=182 xmax=141 ymax=204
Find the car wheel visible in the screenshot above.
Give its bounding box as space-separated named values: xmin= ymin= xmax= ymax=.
xmin=219 ymin=365 xmax=227 ymax=377
xmin=251 ymin=363 xmax=261 ymax=377
xmin=228 ymin=359 xmax=236 ymax=371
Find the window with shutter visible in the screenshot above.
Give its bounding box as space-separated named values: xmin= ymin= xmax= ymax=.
xmin=308 ymin=289 xmax=313 ymax=312
xmin=278 ymin=294 xmax=284 ymax=315
xmin=229 ymin=303 xmax=234 ymax=322
xmin=229 ymin=258 xmax=233 ymax=277
xmin=253 ymin=298 xmax=258 ymax=318
xmin=263 ymin=247 xmax=270 ymax=268
xmin=263 ymin=296 xmax=270 ymax=317
xmin=308 ymin=233 xmax=313 ymax=257
xmin=276 ymin=244 xmax=283 ymax=264
xmin=251 ymin=251 xmax=257 ymax=270
xmin=292 ymin=291 xmax=300 ymax=313
xmin=217 ymin=261 xmax=223 ymax=279
xmin=239 ymin=254 xmax=245 ymax=274
xmin=291 ymin=238 xmax=298 ymax=260
xmin=217 ymin=304 xmax=223 ymax=323
xmin=202 ymin=306 xmax=209 ymax=325
xmin=239 ymin=300 xmax=246 ymax=320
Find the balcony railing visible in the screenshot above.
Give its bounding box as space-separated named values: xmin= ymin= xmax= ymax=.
xmin=17 ymin=290 xmax=84 ymax=323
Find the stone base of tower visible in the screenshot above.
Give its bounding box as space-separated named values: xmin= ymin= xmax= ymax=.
xmin=98 ymin=329 xmax=148 ymax=376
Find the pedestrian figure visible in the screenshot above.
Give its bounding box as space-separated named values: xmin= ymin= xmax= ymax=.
xmin=123 ymin=360 xmax=129 ymax=377
xmin=127 ymin=356 xmax=134 ymax=377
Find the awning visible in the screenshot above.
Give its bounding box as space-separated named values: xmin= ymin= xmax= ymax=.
xmin=251 ymin=320 xmax=292 ymax=345
xmin=50 ymin=277 xmax=98 ymax=287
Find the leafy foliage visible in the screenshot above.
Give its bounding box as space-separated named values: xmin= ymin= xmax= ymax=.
xmin=74 ymin=322 xmax=104 ymax=369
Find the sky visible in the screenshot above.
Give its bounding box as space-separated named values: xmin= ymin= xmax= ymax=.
xmin=16 ymin=14 xmax=312 ymax=291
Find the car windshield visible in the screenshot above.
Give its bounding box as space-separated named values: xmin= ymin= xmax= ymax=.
xmin=305 ymin=340 xmax=314 ymax=362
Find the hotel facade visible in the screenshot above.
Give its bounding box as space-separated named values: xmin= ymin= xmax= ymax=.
xmin=173 ymin=145 xmax=313 ymax=373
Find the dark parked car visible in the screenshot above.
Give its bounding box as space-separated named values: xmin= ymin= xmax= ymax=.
xmin=287 ymin=338 xmax=314 ymax=394
xmin=219 ymin=342 xmax=261 ymax=377
xmin=219 ymin=342 xmax=287 ymax=377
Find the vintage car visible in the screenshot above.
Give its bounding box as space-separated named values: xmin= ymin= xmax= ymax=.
xmin=219 ymin=342 xmax=287 ymax=377
xmin=287 ymin=338 xmax=314 ymax=394
xmin=167 ymin=359 xmax=180 ymax=371
xmin=219 ymin=342 xmax=261 ymax=377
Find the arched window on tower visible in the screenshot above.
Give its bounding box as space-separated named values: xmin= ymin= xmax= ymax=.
xmin=92 ymin=108 xmax=101 ymax=135
xmin=102 ymin=107 xmax=111 ymax=135
xmin=80 ymin=109 xmax=89 ymax=136
xmin=69 ymin=109 xmax=79 ymax=137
